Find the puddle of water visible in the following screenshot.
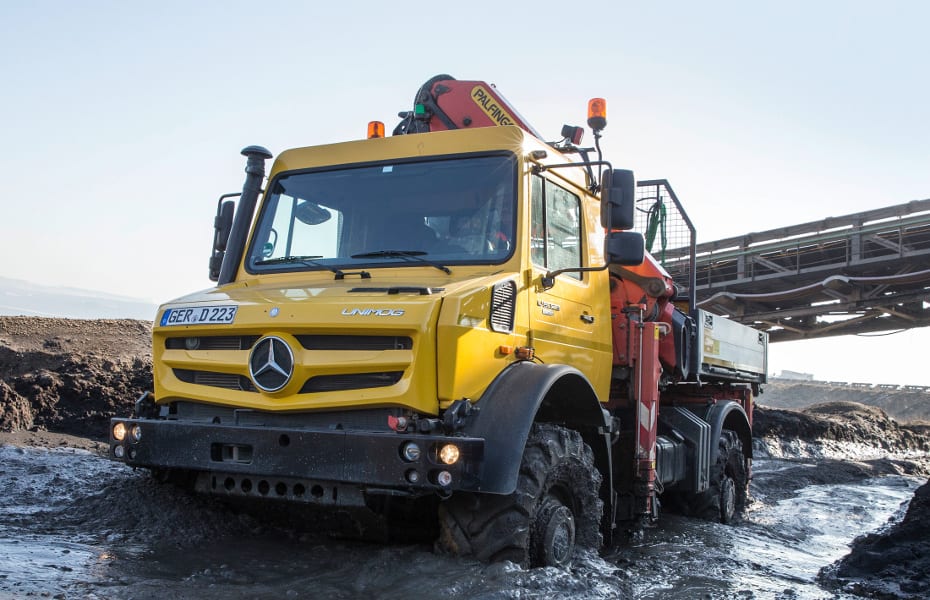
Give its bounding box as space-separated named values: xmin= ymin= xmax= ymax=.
xmin=620 ymin=464 xmax=917 ymax=599
xmin=0 ymin=536 xmax=113 ymax=596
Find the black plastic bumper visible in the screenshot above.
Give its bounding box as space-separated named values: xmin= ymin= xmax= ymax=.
xmin=108 ymin=417 xmax=485 ymax=494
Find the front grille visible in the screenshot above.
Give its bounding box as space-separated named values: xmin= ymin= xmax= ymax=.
xmin=167 ymin=334 xmax=410 ymax=351
xmin=170 ymin=334 xmax=410 ymax=394
xmin=174 ymin=369 xmax=402 ymax=394
xmin=300 ymin=372 xmax=403 ymax=393
xmin=174 ymin=369 xmax=255 ymax=391
xmin=489 ymin=280 xmax=516 ymax=333
xmin=166 ymin=336 xmax=258 ymax=350
xmin=296 ymin=335 xmax=412 ymax=350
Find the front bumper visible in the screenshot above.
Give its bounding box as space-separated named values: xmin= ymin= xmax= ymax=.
xmin=109 ymin=417 xmax=485 ymax=500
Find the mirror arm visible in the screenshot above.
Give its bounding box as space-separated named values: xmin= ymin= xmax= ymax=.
xmin=215 ymin=192 xmax=241 ymax=213
xmin=532 ymin=159 xmax=612 ymax=182
xmin=542 ymin=263 xmax=609 ymax=290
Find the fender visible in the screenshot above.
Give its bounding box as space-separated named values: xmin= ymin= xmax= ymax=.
xmin=699 ymin=400 xmax=753 ymax=463
xmin=461 ymin=361 xmax=611 ymax=495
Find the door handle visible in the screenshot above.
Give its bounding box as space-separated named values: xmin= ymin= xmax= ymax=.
xmin=580 ymin=314 xmax=595 ymax=324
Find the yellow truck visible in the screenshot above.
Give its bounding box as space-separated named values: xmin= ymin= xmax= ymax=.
xmin=110 ymin=76 xmax=767 ymax=568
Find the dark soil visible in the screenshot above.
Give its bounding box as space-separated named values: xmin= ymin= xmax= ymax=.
xmin=822 ymin=479 xmax=930 ymax=598
xmin=753 ymin=401 xmax=930 ymax=598
xmin=1 ymin=316 xmax=930 ymax=598
xmin=0 ymin=316 xmax=149 ymax=439
xmin=753 ymin=402 xmax=930 ymax=454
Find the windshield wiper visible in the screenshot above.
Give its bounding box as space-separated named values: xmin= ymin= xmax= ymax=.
xmin=255 ymin=254 xmax=323 ymax=265
xmin=255 ymin=255 xmax=370 ymax=280
xmin=350 ymin=250 xmax=452 ymax=274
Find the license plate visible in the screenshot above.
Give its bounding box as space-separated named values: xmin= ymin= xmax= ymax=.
xmin=160 ymin=305 xmax=238 ymax=326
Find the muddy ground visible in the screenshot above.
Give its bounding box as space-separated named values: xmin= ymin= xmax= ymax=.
xmin=1 ymin=316 xmax=930 ymax=598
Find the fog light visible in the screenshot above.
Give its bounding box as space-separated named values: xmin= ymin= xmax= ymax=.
xmin=439 ymin=444 xmax=460 ymax=465
xmin=185 ymin=337 xmax=201 ymax=350
xmin=112 ymin=422 xmax=127 ymax=442
xmin=130 ymin=425 xmax=143 ymax=443
xmin=401 ymin=442 xmax=421 ymax=462
xmin=405 ymin=469 xmax=420 ymax=484
xmin=113 ymin=445 xmax=125 ymax=459
xmin=437 ymin=470 xmax=453 ymax=487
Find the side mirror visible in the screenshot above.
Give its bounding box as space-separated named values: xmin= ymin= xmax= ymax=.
xmin=607 ymin=231 xmax=645 ymax=266
xmin=209 ymin=196 xmax=237 ymax=282
xmin=600 ymin=169 xmax=635 ymax=230
xmin=213 ymin=200 xmax=235 ymax=252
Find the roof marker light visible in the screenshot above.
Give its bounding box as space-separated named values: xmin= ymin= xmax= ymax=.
xmin=587 ymin=98 xmax=607 ymax=131
xmin=368 ymin=121 xmax=385 ymax=139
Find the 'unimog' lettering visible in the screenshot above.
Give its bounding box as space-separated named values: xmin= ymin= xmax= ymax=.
xmin=341 ymin=308 xmax=405 ymax=316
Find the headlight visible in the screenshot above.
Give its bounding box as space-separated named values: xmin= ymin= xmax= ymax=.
xmin=439 ymin=444 xmax=460 ymax=465
xmin=112 ymin=422 xmax=127 ymax=442
xmin=130 ymin=425 xmax=143 ymax=443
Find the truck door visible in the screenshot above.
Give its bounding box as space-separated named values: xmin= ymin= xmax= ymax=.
xmin=527 ymin=174 xmax=612 ymax=391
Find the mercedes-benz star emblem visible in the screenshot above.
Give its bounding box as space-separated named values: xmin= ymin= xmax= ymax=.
xmin=248 ymin=336 xmax=294 ymax=392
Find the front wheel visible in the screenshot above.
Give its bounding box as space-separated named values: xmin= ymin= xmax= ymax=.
xmin=437 ymin=423 xmax=603 ymax=568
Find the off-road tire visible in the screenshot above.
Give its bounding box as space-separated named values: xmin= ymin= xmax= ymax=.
xmin=437 ymin=423 xmax=603 ymax=568
xmin=688 ymin=429 xmax=748 ymax=523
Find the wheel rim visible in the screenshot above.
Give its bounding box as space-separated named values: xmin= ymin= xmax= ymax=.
xmin=534 ymin=497 xmax=576 ymax=567
xmin=720 ymin=476 xmax=737 ymax=523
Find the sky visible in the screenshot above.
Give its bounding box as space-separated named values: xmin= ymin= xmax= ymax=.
xmin=2 ymin=1 xmax=928 ymax=384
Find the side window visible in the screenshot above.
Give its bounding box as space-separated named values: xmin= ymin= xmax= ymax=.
xmin=530 ymin=176 xmax=546 ymax=266
xmin=530 ymin=175 xmax=582 ymax=279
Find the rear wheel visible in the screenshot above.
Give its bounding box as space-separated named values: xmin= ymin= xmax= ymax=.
xmin=688 ymin=429 xmax=748 ymax=523
xmin=437 ymin=423 xmax=603 ymax=568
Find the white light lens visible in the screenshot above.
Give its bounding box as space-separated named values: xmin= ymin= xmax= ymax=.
xmin=437 ymin=470 xmax=453 ymax=487
xmin=405 ymin=469 xmax=420 ymax=484
xmin=439 ymin=444 xmax=460 ymax=465
xmin=113 ymin=445 xmax=125 ymax=458
xmin=130 ymin=425 xmax=143 ymax=442
xmin=402 ymin=442 xmax=421 ymax=462
xmin=112 ymin=422 xmax=127 ymax=442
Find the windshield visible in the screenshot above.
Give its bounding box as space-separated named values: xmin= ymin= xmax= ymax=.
xmin=246 ymin=154 xmax=516 ymax=274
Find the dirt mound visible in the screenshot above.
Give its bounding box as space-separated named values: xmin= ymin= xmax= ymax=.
xmin=0 ymin=316 xmax=151 ymax=438
xmin=0 ymin=316 xmax=151 ymax=359
xmin=753 ymin=402 xmax=930 ymax=455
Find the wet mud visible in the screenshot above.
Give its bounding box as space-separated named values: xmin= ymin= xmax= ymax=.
xmin=3 ymin=317 xmax=930 ymax=598
xmin=0 ymin=443 xmax=924 ymax=600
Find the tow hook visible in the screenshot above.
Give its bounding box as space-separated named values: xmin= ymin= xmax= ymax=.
xmin=443 ymin=399 xmax=477 ymax=431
